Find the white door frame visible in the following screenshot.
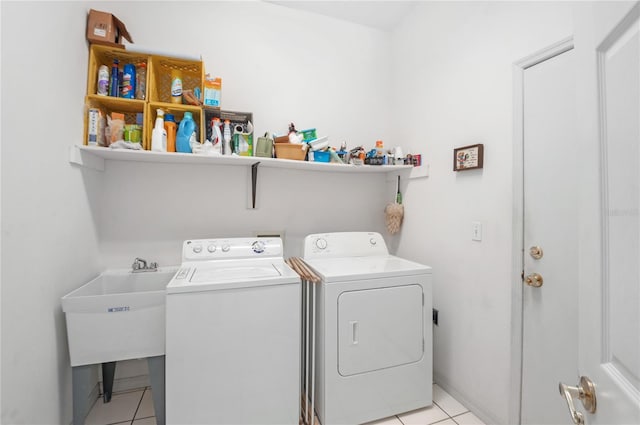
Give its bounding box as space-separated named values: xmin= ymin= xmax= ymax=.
xmin=509 ymin=36 xmax=575 ymax=425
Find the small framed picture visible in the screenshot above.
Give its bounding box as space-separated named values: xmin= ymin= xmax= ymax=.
xmin=453 ymin=144 xmax=484 ymax=171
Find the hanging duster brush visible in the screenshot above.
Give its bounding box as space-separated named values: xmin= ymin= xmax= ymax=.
xmin=385 ymin=175 xmax=404 ymax=235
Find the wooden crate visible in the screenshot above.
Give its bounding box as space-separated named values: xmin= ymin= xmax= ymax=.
xmin=86 ymin=45 xmax=149 ymax=98
xmin=83 ymin=96 xmax=145 ymax=146
xmin=148 ymin=55 xmax=204 ymax=104
xmin=145 ymin=102 xmax=203 ymax=151
xmin=84 ymin=44 xmax=205 ymax=150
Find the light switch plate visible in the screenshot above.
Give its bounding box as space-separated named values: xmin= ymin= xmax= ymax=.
xmin=472 ymin=221 xmax=482 ymax=241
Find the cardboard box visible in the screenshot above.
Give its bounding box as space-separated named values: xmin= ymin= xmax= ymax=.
xmin=86 ymin=9 xmax=133 ymax=48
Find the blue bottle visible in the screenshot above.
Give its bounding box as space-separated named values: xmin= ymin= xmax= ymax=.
xmin=122 ymin=64 xmax=136 ymax=99
xmin=109 ymin=59 xmax=119 ymax=97
xmin=176 ymin=112 xmax=196 ymax=153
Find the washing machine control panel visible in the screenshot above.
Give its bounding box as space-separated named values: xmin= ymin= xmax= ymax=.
xmin=304 ymin=232 xmax=389 ymax=258
xmin=183 ymin=238 xmax=283 ymax=262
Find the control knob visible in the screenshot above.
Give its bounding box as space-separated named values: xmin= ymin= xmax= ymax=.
xmin=207 ymin=244 xmax=216 ymax=253
xmin=193 ymin=245 xmax=203 ymax=254
xmin=221 ymin=244 xmax=231 ymax=253
xmin=315 ymin=238 xmax=327 ymax=250
xmin=370 ymin=238 xmax=377 ymax=246
xmin=252 ymin=240 xmax=266 ymax=254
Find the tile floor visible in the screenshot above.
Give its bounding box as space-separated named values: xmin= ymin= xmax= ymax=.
xmin=85 ymin=383 xmax=484 ymax=425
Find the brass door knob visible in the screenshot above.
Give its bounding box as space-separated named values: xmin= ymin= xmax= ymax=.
xmin=525 ymin=272 xmax=543 ymax=287
xmin=559 ymin=376 xmax=597 ymax=425
xmin=529 ymin=246 xmax=544 ymax=259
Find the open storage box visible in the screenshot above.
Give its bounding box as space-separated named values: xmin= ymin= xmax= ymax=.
xmin=275 ymin=143 xmax=308 ymax=161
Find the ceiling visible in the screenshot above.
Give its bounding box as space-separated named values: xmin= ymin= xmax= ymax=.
xmin=265 ymin=1 xmax=418 ymax=32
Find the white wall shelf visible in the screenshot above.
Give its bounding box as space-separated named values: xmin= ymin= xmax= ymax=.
xmin=69 ymin=145 xmax=415 ymax=174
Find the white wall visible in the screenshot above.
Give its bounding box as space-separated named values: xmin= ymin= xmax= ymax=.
xmin=1 ymin=2 xmax=102 ymax=423
xmin=96 ymin=0 xmax=394 ymax=268
xmin=1 ymin=1 xmax=393 ymax=423
xmin=390 ymin=2 xmax=573 ymax=424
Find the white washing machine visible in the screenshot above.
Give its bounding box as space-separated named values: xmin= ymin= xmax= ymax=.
xmin=303 ymin=232 xmax=432 ymax=425
xmin=165 ymin=237 xmax=301 ymax=424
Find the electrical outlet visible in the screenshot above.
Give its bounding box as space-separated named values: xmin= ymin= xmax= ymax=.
xmin=432 ymin=308 xmax=439 ymax=326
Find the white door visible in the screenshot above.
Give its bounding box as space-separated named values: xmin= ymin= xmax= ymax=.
xmin=571 ymin=2 xmax=640 ymax=424
xmin=521 ymin=47 xmax=578 ymax=425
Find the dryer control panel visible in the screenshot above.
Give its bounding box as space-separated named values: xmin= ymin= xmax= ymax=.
xmin=304 ymin=232 xmax=389 ymax=258
xmin=182 ymin=237 xmax=283 ymax=262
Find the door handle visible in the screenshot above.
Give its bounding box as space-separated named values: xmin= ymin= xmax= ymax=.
xmin=524 ymin=272 xmax=544 ymax=287
xmin=558 ymin=376 xmax=597 ymax=425
xmin=350 ymin=321 xmax=358 ymax=345
xmin=529 ymin=246 xmax=544 ymax=259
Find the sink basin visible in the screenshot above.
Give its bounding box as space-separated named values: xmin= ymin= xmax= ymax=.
xmin=62 ymin=267 xmax=178 ymax=366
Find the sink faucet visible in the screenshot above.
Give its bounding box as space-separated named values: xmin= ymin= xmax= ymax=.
xmin=132 ymin=257 xmax=158 ymax=273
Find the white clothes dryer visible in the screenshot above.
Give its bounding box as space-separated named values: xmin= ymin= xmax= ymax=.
xmin=165 ymin=237 xmax=300 ymax=424
xmin=303 ymin=232 xmax=433 ymax=425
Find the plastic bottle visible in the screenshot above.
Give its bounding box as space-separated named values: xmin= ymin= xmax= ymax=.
xmin=211 ymin=117 xmax=222 ymax=144
xmin=375 ymin=140 xmax=384 ymax=156
xmin=151 ymin=109 xmax=167 ymax=152
xmin=171 ymin=69 xmax=183 ymax=104
xmin=109 ymin=59 xmax=120 ymax=97
xmin=375 ymin=140 xmax=387 ymax=164
xmin=122 ymin=64 xmax=136 ymax=99
xmin=211 ymin=118 xmax=223 ymax=154
xmin=97 ymin=65 xmax=109 ymax=96
xmin=135 ymin=63 xmax=146 ymax=100
xmin=164 ymin=114 xmax=177 ymax=153
xmin=222 ymin=119 xmax=232 ymax=155
xmin=176 ymin=111 xmax=195 ymax=153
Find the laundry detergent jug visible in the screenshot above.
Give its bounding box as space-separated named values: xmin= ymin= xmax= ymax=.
xmin=176 ymin=112 xmax=196 ymax=153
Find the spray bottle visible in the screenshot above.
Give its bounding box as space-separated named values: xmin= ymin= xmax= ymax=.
xmin=223 ymin=119 xmax=232 ymax=155
xmin=211 ymin=117 xmax=223 ymax=155
xmin=151 ymin=109 xmax=167 ymax=152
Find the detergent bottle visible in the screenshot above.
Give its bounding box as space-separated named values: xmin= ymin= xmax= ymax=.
xmin=164 ymin=114 xmax=177 ymax=153
xmin=176 ymin=111 xmax=195 ymax=153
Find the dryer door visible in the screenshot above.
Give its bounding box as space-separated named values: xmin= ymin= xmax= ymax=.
xmin=338 ymin=284 xmax=424 ymax=376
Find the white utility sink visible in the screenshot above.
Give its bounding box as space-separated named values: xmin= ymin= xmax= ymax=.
xmin=62 ymin=267 xmax=178 ymax=367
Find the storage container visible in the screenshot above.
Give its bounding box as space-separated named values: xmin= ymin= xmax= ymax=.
xmin=275 ymin=143 xmax=308 ymax=161
xmin=148 ymin=56 xmax=203 ymax=104
xmin=313 ymin=150 xmax=331 ymax=162
xmin=84 ymin=98 xmax=145 ymax=146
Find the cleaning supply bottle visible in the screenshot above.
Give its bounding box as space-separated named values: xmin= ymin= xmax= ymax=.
xmin=97 ymin=65 xmax=109 ymax=96
xmin=176 ymin=111 xmax=195 ymax=153
xmin=222 ymin=119 xmax=232 ymax=155
xmin=122 ymin=63 xmax=136 ymax=99
xmin=171 ymin=69 xmax=183 ymax=104
xmin=135 ymin=62 xmax=146 ymax=100
xmin=211 ymin=117 xmax=222 ymax=150
xmin=164 ymin=114 xmax=177 ymax=153
xmin=109 ymin=59 xmax=120 ymax=97
xmin=151 ymin=109 xmax=167 ymax=152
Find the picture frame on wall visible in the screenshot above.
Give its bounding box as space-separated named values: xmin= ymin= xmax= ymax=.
xmin=453 ymin=143 xmax=484 ymax=171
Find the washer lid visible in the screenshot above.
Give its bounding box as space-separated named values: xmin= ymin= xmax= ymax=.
xmin=303 ymin=255 xmax=431 ymax=282
xmin=166 ymin=259 xmax=299 ymax=293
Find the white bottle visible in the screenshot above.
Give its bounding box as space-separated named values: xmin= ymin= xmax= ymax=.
xmin=151 ymin=109 xmax=167 ymax=152
xmin=97 ymin=65 xmax=109 ymax=96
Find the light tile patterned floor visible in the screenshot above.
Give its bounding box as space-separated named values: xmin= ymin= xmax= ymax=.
xmin=85 ymin=383 xmax=484 ymax=425
xmin=85 ymin=387 xmax=156 ymax=425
